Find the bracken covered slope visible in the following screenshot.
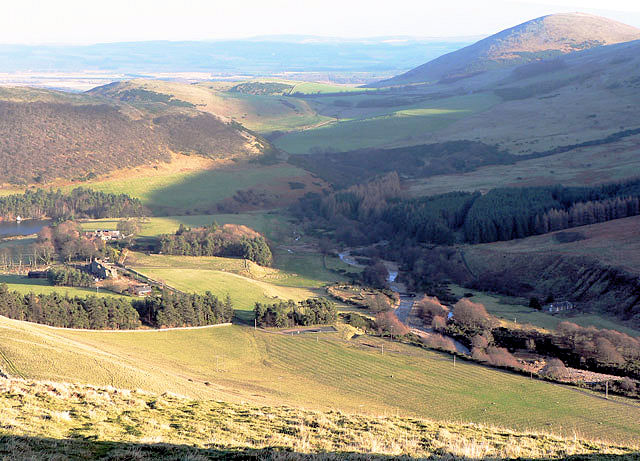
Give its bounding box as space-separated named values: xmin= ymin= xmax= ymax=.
xmin=0 ymin=86 xmax=268 ymax=185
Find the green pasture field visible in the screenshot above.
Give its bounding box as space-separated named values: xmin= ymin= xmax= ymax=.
xmin=0 ymin=274 xmax=126 ymax=299
xmin=273 ymin=93 xmax=499 ymax=154
xmin=80 ymin=212 xmax=287 ymax=240
xmin=0 ymin=316 xmax=639 ymax=444
xmin=218 ymin=92 xmax=332 ymax=133
xmin=64 ymin=165 xmax=307 ymax=215
xmin=288 ymin=82 xmax=371 ymax=95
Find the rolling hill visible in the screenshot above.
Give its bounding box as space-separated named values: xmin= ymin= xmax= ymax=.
xmin=0 ymin=86 xmax=268 ymax=185
xmin=375 ymin=13 xmax=640 ymax=86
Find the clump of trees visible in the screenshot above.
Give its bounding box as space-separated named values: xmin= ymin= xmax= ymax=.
xmin=133 ymin=291 xmax=233 ymax=328
xmin=254 ymin=298 xmax=336 ymax=328
xmin=37 ymin=221 xmax=113 ymax=263
xmin=0 ymin=283 xmax=233 ymax=330
xmin=47 ymin=266 xmax=94 ymax=288
xmin=159 ymin=223 xmax=272 ymax=266
xmin=0 ymin=187 xmax=147 ymax=221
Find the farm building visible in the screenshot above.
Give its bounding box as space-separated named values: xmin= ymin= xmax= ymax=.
xmin=545 ymin=301 xmax=574 ymax=313
xmin=90 ymin=259 xmax=118 ymax=279
xmin=130 ymin=284 xmax=152 ymax=296
xmin=85 ymin=229 xmax=121 ymax=241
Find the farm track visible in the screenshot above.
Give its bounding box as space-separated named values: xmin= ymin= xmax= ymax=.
xmin=0 ymin=345 xmax=24 ymax=378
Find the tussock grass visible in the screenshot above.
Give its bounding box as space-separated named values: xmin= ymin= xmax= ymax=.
xmin=0 ymin=376 xmax=637 ymax=460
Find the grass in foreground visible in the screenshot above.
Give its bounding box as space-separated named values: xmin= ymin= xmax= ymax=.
xmin=0 ymin=317 xmax=639 ymax=444
xmin=0 ymin=377 xmax=636 ymax=460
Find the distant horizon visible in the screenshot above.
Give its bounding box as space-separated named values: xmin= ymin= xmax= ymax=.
xmin=1 ymin=1 xmax=639 ymax=45
xmin=0 ymin=34 xmax=486 ymax=47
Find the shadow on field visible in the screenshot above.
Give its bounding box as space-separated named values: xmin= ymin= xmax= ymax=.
xmin=1 ymin=435 xmax=638 ymax=461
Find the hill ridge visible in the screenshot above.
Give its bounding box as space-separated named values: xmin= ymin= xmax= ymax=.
xmin=375 ymin=12 xmax=640 ymax=86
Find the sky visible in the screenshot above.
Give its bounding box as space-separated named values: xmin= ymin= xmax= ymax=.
xmin=2 ymin=0 xmax=640 ymax=44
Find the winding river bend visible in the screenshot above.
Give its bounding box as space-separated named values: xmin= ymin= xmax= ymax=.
xmin=339 ymin=249 xmax=469 ymax=354
xmin=338 ymin=250 xmax=415 ymax=322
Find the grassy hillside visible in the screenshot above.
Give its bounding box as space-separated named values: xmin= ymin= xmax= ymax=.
xmin=467 ymin=215 xmax=640 ymax=276
xmin=1 ymin=316 xmax=639 ymax=444
xmin=1 ymin=377 xmax=637 ymax=460
xmin=57 ymin=161 xmax=318 ymax=215
xmin=90 ymin=79 xmax=334 ymax=134
xmin=274 ymin=93 xmax=499 ymax=154
xmin=457 ymin=217 xmax=640 ymax=327
xmin=276 ymin=38 xmax=640 ymax=193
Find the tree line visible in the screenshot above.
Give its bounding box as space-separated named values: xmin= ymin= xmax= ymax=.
xmin=294 ymin=175 xmax=640 ymax=246
xmin=133 ymin=291 xmax=233 ymax=328
xmin=0 ymin=283 xmax=233 ymax=330
xmin=254 ymin=298 xmax=336 ymax=328
xmin=0 ymin=285 xmax=140 ymax=329
xmin=426 ymin=297 xmax=640 ymax=380
xmin=158 ymin=223 xmax=273 ymax=266
xmin=0 ymin=187 xmax=147 ymax=221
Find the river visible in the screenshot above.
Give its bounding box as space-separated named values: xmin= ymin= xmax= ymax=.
xmin=338 ymin=249 xmax=469 ymax=354
xmin=0 ymin=219 xmax=50 ymax=237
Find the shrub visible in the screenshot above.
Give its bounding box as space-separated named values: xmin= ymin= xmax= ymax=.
xmin=415 ymin=296 xmax=448 ymax=323
xmin=376 ymin=311 xmax=409 ymax=337
xmin=486 ymin=347 xmax=521 ymax=369
xmin=432 ymin=315 xmax=447 ymax=332
xmin=540 ymin=358 xmax=569 ymax=380
xmin=422 ymin=333 xmax=457 ymax=353
xmin=452 ymin=299 xmax=494 ymax=334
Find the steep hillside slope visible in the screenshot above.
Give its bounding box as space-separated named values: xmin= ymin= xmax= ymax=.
xmin=460 ymin=216 xmax=640 ymax=326
xmin=376 ymin=13 xmax=640 ymax=86
xmin=426 ymin=38 xmax=640 ymax=155
xmin=0 ymin=87 xmax=268 ymax=185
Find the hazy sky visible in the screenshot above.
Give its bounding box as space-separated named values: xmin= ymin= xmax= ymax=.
xmin=3 ymin=0 xmax=640 ymax=44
